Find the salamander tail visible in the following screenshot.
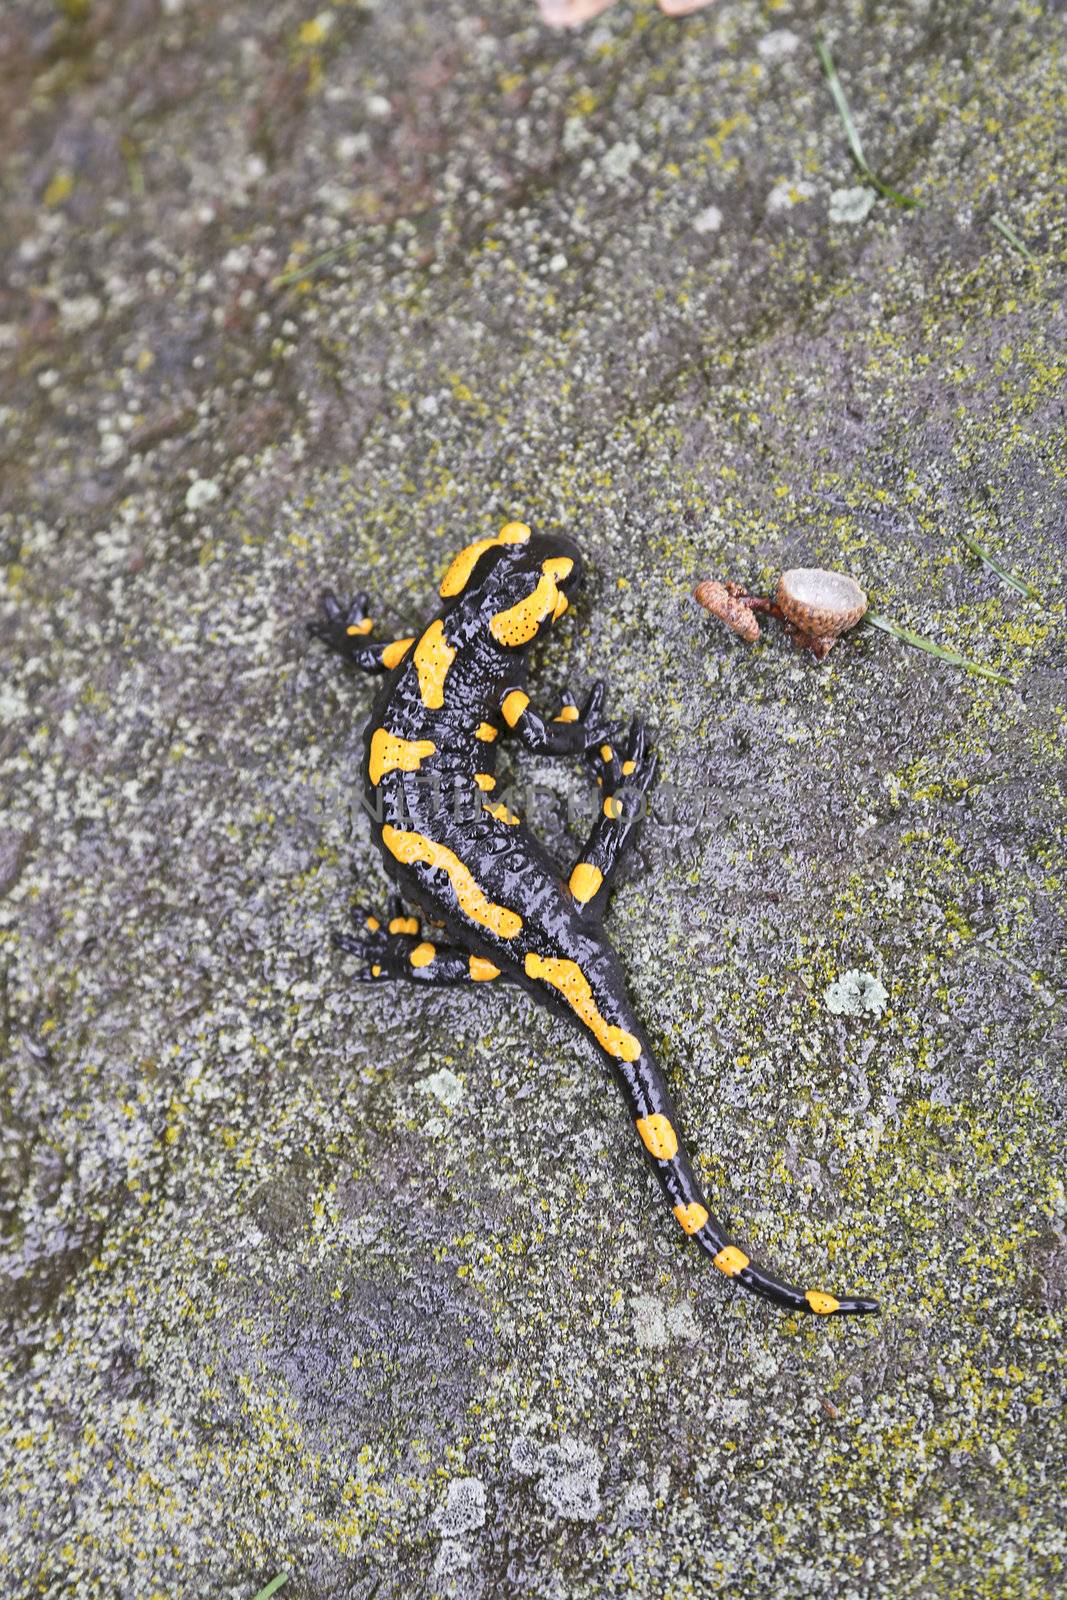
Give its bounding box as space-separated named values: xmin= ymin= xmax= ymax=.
xmin=691 ymin=1232 xmax=879 ymax=1317
xmin=626 ymin=1081 xmax=879 ymax=1319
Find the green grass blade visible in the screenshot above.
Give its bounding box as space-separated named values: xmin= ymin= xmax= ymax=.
xmin=864 ymin=611 xmax=1015 ymax=686
xmin=957 ymin=530 xmax=1040 ymax=599
xmin=251 ymin=1577 xmax=288 ymax=1600
xmin=990 ymin=215 xmax=1036 ymax=262
xmin=868 ymin=174 xmax=920 ymax=209
xmin=816 ymin=39 xmax=919 ymax=209
xmin=815 ymin=38 xmax=869 ymax=170
xmin=273 ymin=243 xmax=353 ymax=288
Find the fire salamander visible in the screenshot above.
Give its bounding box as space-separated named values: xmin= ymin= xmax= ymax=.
xmin=312 ymin=522 xmax=878 ymax=1318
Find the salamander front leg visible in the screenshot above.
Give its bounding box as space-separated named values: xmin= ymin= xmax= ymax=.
xmin=499 ymin=679 xmax=612 ymax=757
xmin=309 ymin=589 xmax=416 ymax=674
xmin=567 ymin=719 xmax=658 ymax=919
xmin=333 ymin=897 xmax=505 ymax=986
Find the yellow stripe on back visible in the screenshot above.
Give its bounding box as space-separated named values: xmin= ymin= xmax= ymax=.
xmin=491 ymin=572 xmax=558 ymax=647
xmin=382 ymin=825 xmax=522 ymax=939
xmin=524 ymin=953 xmax=641 ymax=1062
xmin=438 ymin=521 xmax=531 ymax=598
xmin=413 ymin=620 xmax=455 ymax=709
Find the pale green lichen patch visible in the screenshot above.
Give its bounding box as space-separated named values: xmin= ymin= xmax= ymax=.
xmin=823 ymin=968 xmax=889 ymax=1018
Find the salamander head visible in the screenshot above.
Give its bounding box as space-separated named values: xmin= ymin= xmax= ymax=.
xmin=439 ymin=522 xmax=584 ymax=649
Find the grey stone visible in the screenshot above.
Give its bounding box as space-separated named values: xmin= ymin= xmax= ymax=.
xmin=0 ymin=2 xmax=1062 ymax=1598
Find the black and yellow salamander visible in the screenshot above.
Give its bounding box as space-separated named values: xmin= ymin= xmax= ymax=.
xmin=311 ymin=522 xmax=878 ymax=1318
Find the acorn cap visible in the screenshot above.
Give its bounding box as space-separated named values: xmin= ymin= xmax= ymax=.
xmin=776 ymin=568 xmax=867 ymax=638
xmin=693 ymin=580 xmax=761 ymax=643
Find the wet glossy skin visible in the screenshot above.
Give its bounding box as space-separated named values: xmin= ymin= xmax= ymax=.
xmin=311 ymin=523 xmax=878 ymax=1318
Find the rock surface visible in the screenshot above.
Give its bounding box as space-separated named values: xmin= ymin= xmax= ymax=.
xmin=1 ymin=2 xmax=1063 ymax=1598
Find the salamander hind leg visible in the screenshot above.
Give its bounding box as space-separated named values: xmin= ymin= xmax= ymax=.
xmin=333 ymin=896 xmax=504 ymax=986
xmin=568 ymin=719 xmax=658 ymax=920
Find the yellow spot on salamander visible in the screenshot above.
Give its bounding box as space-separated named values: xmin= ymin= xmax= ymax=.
xmin=439 ymin=540 xmax=500 ymax=598
xmin=502 ymin=690 xmax=529 ymax=727
xmin=604 ymin=796 xmax=622 ymax=819
xmin=476 ymin=722 xmax=498 ymax=741
xmin=568 ymin=863 xmax=603 ymax=904
xmin=525 ymin=953 xmax=641 ymax=1062
xmin=474 ymin=772 xmax=496 ymax=791
xmin=410 ymin=942 xmax=436 ymax=968
xmin=365 ymin=916 xmax=380 ymax=931
xmin=368 ymin=728 xmax=436 ymax=786
xmin=554 ymin=704 xmax=579 ymax=723
xmin=673 ymin=1202 xmax=710 ymax=1235
xmin=805 ymin=1290 xmax=841 ymax=1315
xmin=492 ymin=574 xmax=556 ymax=646
xmin=346 ymin=617 xmax=373 ymax=636
xmin=413 ymin=620 xmax=455 ymax=709
xmin=490 ymin=559 xmax=571 ymax=647
xmin=622 ymin=759 xmax=635 ymax=776
xmin=371 ymin=963 xmax=382 ymax=977
xmin=381 ymin=637 xmax=414 ymax=670
xmin=600 ymin=745 xmax=613 ymax=763
xmin=388 ymin=916 xmax=419 ymax=935
xmin=438 ymin=521 xmax=531 ymax=597
xmin=635 ymin=1113 xmax=678 ymax=1160
xmin=469 ymin=955 xmax=501 ymax=981
xmin=713 ymin=1245 xmax=750 ymax=1277
xmin=382 ymin=825 xmax=522 ymax=939
xmin=484 ymin=801 xmax=520 ymax=825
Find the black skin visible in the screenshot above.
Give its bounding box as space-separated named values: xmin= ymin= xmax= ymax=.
xmin=311 ymin=529 xmax=878 ymax=1318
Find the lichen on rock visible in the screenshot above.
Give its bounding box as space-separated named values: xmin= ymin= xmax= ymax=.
xmin=0 ymin=1 xmax=1062 ymax=1597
